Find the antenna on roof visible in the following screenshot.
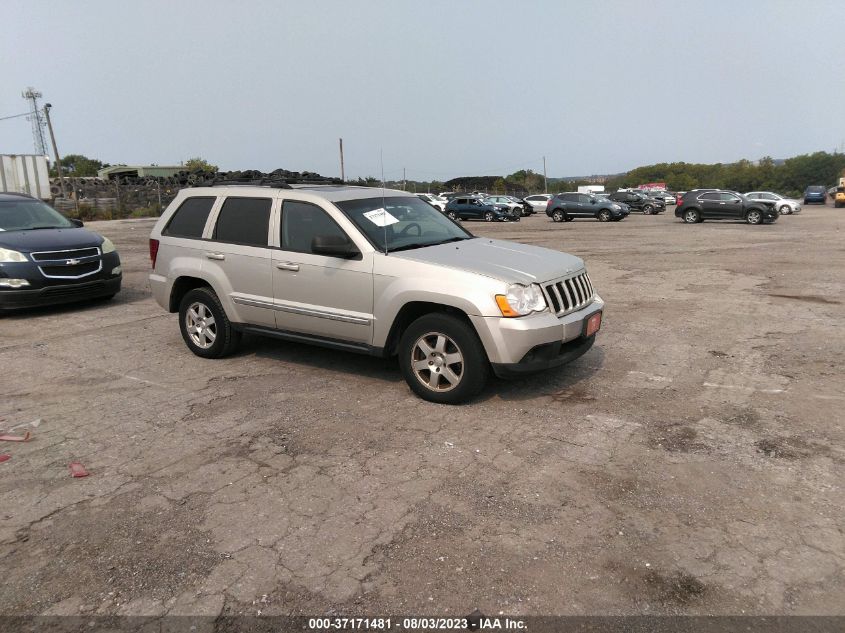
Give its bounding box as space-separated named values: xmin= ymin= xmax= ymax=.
xmin=381 ymin=148 xmax=388 ymax=256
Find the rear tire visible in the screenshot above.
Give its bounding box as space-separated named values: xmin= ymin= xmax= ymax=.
xmin=178 ymin=287 xmax=240 ymax=359
xmin=551 ymin=209 xmax=564 ymax=222
xmin=447 ymin=210 xmax=458 ymax=220
xmin=398 ymin=313 xmax=489 ymax=404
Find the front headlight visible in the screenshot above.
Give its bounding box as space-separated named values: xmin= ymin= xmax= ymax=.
xmin=101 ymin=237 xmax=116 ymax=254
xmin=612 ymin=204 xmax=620 ymax=209
xmin=495 ymin=283 xmax=547 ymax=317
xmin=0 ymin=247 xmax=27 ymax=263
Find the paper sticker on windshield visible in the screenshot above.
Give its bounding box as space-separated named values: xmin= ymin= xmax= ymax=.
xmin=362 ymin=208 xmax=399 ymax=227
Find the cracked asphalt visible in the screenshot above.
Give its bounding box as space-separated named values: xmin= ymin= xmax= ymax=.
xmin=1 ymin=203 xmax=843 ymax=618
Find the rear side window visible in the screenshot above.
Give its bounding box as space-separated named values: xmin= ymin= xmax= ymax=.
xmin=213 ymin=197 xmax=272 ymax=247
xmin=163 ymin=197 xmax=215 ymax=238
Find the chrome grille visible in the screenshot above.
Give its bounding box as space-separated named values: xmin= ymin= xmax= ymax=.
xmin=30 ymin=246 xmax=103 ymax=280
xmin=544 ymin=271 xmax=595 ymax=316
xmin=30 ymin=247 xmax=100 ymax=262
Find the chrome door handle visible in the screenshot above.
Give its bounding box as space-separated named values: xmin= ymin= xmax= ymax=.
xmin=276 ymin=262 xmax=300 ymax=272
xmin=205 ymin=252 xmax=225 ymax=260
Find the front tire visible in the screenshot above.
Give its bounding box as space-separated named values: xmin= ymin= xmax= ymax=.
xmin=178 ymin=287 xmax=240 ymax=358
xmin=683 ymin=209 xmax=700 ymax=223
xmin=642 ymin=204 xmax=654 ymax=215
xmin=746 ymin=209 xmax=763 ymax=225
xmin=398 ymin=313 xmax=489 ymax=404
xmin=484 ymin=211 xmax=495 ymax=222
xmin=598 ymin=209 xmax=611 ymax=222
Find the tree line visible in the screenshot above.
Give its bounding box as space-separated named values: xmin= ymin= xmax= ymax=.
xmin=604 ymin=152 xmax=845 ymax=197
xmin=52 ymin=151 xmax=845 ymax=198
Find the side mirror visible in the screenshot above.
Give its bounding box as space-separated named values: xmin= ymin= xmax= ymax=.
xmin=590 ymin=199 xmax=597 ymax=204
xmin=70 ymin=218 xmax=84 ymax=227
xmin=311 ymin=234 xmax=359 ymax=258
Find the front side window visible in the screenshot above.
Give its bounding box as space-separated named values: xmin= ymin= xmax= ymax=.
xmin=164 ymin=197 xmax=216 ymax=238
xmin=213 ymin=197 xmax=272 ymax=246
xmin=281 ymin=200 xmax=348 ymax=254
xmin=0 ymin=198 xmax=73 ymax=232
xmin=335 ymin=196 xmax=472 ymax=254
xmin=700 ymin=193 xmax=720 ymax=201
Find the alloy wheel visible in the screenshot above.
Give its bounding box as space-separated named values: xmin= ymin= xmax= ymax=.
xmin=185 ymin=302 xmax=217 ymax=349
xmin=410 ymin=332 xmax=464 ymax=392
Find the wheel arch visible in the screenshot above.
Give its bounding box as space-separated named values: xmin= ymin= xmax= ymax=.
xmin=382 ymin=301 xmax=474 ymax=357
xmin=169 ymin=275 xmax=214 ymax=313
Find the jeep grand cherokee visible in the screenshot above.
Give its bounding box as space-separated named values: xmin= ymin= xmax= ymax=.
xmin=149 ymin=183 xmax=603 ymax=404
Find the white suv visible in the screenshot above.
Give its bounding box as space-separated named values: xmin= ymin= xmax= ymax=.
xmin=149 ymin=183 xmax=604 ymax=403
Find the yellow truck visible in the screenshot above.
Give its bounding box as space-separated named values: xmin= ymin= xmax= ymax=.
xmin=836 ymin=170 xmax=845 ymax=208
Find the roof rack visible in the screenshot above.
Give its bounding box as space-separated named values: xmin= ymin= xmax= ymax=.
xmin=208 ymin=176 xmax=345 ymax=189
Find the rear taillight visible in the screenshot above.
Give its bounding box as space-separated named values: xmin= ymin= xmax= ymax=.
xmin=677 ymin=198 xmax=684 ymax=208
xmin=149 ymin=238 xmax=160 ymax=269
xmin=546 ymin=198 xmax=553 ymax=209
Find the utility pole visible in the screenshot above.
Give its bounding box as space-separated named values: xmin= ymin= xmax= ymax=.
xmin=543 ymin=156 xmax=548 ymax=194
xmin=43 ymin=103 xmax=67 ymax=198
xmin=403 ymin=167 xmax=406 ymax=191
xmin=338 ymin=138 xmax=345 ymax=182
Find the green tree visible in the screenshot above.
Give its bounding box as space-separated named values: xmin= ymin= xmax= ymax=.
xmin=184 ymin=157 xmax=218 ymax=172
xmin=55 ymin=154 xmax=104 ymax=177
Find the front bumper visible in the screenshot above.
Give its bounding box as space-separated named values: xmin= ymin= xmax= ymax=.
xmin=0 ymin=275 xmax=121 ymax=309
xmin=469 ymin=294 xmax=604 ymax=373
xmin=491 ymin=334 xmax=596 ymax=378
xmin=0 ymin=252 xmax=122 ymax=310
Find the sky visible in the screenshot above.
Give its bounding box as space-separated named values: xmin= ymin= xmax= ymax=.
xmin=2 ymin=0 xmax=844 ymax=181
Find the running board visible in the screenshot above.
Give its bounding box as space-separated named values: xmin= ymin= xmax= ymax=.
xmin=234 ymin=324 xmax=384 ymax=357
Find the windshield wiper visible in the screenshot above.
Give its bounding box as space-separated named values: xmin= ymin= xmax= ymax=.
xmin=388 ymin=236 xmax=471 ymax=253
xmin=430 ymin=236 xmax=470 ymax=246
xmin=387 ymin=243 xmax=429 ymax=253
xmin=26 ymin=225 xmax=66 ymax=230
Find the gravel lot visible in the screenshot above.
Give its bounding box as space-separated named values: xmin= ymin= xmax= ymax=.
xmin=1 ymin=202 xmax=843 ymax=618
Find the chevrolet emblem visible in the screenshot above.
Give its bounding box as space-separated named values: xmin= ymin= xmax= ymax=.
xmin=66 ymin=258 xmax=81 ymax=265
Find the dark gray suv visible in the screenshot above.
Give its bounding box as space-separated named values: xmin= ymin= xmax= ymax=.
xmin=608 ymin=191 xmax=665 ymax=214
xmin=546 ymin=193 xmax=629 ymax=222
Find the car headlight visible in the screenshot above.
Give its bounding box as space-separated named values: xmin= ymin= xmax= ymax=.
xmin=100 ymin=237 xmax=116 ymax=254
xmin=0 ymin=247 xmax=27 ymax=263
xmin=495 ymin=283 xmax=547 ymax=317
xmin=612 ymin=204 xmax=620 ymax=209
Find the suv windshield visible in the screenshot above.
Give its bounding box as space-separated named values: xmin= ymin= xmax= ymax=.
xmin=335 ymin=196 xmax=473 ymax=253
xmin=0 ymin=198 xmax=74 ymax=232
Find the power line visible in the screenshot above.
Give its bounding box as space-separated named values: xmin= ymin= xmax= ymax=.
xmin=0 ymin=111 xmax=32 ymax=122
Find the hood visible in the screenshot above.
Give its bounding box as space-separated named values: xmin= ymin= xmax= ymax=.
xmin=0 ymin=227 xmax=104 ymax=253
xmin=392 ymin=237 xmax=585 ymax=284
